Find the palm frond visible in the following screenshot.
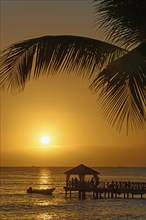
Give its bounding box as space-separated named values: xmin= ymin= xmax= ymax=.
xmin=90 ymin=42 xmax=146 ymax=133
xmin=0 ymin=35 xmax=126 ymax=92
xmin=92 ymin=0 xmax=146 ymax=48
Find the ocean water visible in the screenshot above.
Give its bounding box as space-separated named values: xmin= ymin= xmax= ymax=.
xmin=0 ymin=167 xmax=146 ymax=220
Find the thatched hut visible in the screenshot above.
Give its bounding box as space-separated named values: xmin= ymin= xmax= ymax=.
xmin=64 ymin=164 xmax=100 ymax=188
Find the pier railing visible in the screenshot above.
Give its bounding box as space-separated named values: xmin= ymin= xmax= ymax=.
xmin=64 ymin=180 xmax=146 ymax=199
xmin=66 ymin=180 xmax=146 ymax=191
xmin=98 ymin=181 xmax=146 ymax=191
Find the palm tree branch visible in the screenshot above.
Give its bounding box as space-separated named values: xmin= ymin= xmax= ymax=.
xmin=0 ymin=35 xmax=127 ymax=92
xmin=90 ymin=42 xmax=146 ymax=132
xmin=91 ymin=0 xmax=146 ymax=48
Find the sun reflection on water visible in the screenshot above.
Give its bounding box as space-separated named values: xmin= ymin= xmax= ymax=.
xmin=38 ymin=168 xmax=53 ymax=189
xmin=36 ymin=213 xmax=57 ymax=220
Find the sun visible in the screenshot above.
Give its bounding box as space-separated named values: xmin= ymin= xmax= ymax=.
xmin=40 ymin=135 xmax=50 ymax=145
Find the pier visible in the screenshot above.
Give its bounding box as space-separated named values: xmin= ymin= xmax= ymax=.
xmin=64 ymin=164 xmax=146 ymax=199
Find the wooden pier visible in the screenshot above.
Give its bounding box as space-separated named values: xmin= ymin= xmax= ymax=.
xmin=64 ymin=181 xmax=146 ymax=199
xmin=64 ymin=164 xmax=146 ymax=199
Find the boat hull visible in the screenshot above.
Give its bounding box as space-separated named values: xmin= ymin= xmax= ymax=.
xmin=27 ymin=187 xmax=55 ymax=195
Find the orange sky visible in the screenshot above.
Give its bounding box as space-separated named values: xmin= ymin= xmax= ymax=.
xmin=0 ymin=0 xmax=145 ymax=167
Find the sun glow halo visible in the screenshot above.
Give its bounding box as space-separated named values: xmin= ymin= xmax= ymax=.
xmin=40 ymin=135 xmax=50 ymax=145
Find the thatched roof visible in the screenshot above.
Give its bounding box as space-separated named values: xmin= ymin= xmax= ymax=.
xmin=64 ymin=164 xmax=100 ymax=175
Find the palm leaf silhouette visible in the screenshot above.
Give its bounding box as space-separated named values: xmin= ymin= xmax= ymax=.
xmin=92 ymin=0 xmax=146 ymax=48
xmin=0 ymin=36 xmax=126 ymax=91
xmin=91 ymin=42 xmax=146 ymax=132
xmin=0 ymin=0 xmax=146 ymax=133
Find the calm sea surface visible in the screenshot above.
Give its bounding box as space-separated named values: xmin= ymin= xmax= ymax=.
xmin=0 ymin=167 xmax=146 ymax=220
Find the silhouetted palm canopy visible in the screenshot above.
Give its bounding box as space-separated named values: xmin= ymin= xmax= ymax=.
xmin=0 ymin=0 xmax=146 ymax=133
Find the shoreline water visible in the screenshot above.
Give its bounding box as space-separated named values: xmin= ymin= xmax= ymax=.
xmin=0 ymin=167 xmax=146 ymax=220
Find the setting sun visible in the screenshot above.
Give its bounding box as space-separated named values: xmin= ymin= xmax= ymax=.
xmin=40 ymin=135 xmax=50 ymax=145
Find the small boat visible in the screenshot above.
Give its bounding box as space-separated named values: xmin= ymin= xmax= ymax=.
xmin=27 ymin=187 xmax=55 ymax=195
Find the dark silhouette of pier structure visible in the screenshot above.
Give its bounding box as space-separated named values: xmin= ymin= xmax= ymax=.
xmin=64 ymin=164 xmax=146 ymax=199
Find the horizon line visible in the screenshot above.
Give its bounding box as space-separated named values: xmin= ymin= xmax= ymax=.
xmin=0 ymin=165 xmax=145 ymax=168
